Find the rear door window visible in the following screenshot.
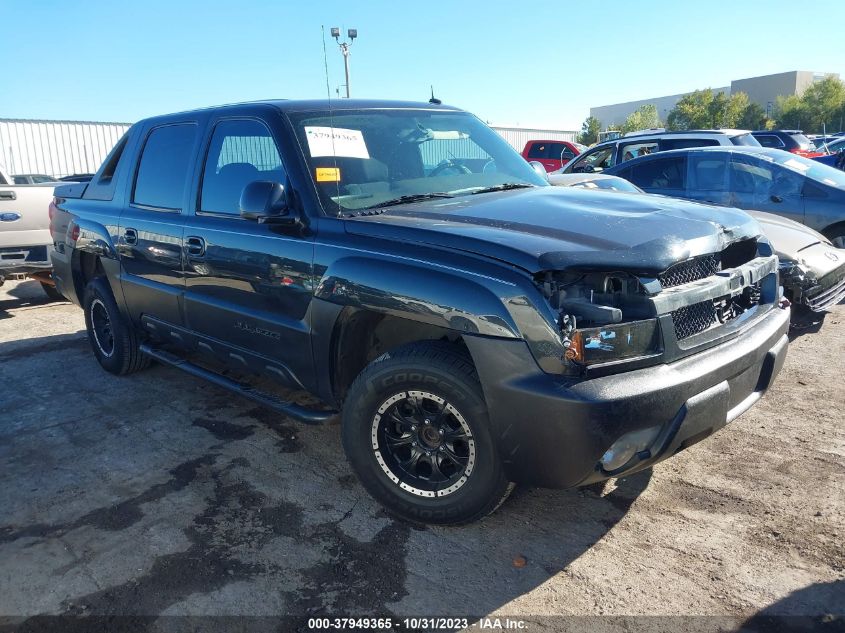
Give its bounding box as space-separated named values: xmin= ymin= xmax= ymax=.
xmin=133 ymin=124 xmax=197 ymax=210
xmin=626 ymin=156 xmax=687 ymax=191
xmin=619 ymin=141 xmax=658 ymax=162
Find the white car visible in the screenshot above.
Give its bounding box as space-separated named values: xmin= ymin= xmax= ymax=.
xmin=0 ymin=165 xmax=61 ymax=298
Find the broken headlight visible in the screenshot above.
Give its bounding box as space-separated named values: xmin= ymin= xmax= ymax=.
xmin=564 ymin=318 xmax=660 ymax=366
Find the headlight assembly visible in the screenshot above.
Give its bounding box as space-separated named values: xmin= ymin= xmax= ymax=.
xmin=564 ymin=318 xmax=661 ymax=366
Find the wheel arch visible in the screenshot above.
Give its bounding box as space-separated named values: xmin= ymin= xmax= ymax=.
xmin=326 ymin=306 xmax=473 ymax=407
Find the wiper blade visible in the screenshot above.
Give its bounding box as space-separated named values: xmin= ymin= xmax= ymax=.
xmin=470 ymin=183 xmax=536 ymax=195
xmin=367 ymin=193 xmax=454 ymax=209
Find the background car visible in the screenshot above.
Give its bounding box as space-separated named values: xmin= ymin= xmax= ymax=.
xmin=521 ymin=140 xmax=584 ymax=172
xmin=550 ymin=172 xmax=845 ymax=312
xmin=605 ymin=146 xmax=845 ymax=247
xmin=810 ymin=135 xmax=841 ymax=150
xmin=751 ymin=130 xmax=823 ymax=158
xmin=558 ymin=129 xmax=759 ymax=174
xmin=12 ymin=173 xmax=59 ymax=184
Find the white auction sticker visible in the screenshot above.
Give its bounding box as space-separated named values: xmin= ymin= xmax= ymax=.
xmin=304 ymin=126 xmax=370 ymax=159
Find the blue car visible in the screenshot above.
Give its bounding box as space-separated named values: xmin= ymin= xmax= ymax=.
xmin=605 ymin=146 xmax=845 ymax=248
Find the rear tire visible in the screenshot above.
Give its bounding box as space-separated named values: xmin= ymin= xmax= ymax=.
xmin=83 ymin=277 xmax=150 ymax=375
xmin=342 ymin=341 xmax=512 ymax=525
xmin=40 ymin=281 xmax=64 ymax=301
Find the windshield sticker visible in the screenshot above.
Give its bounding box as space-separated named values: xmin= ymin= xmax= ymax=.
xmin=305 ymin=126 xmax=370 ymax=159
xmin=316 ymin=167 xmax=341 ymax=182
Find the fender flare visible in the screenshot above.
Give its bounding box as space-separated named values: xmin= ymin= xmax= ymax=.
xmin=314 ymin=256 xmax=523 ymax=338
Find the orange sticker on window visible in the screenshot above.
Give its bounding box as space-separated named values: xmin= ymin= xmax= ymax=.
xmin=316 ymin=167 xmax=341 ymax=182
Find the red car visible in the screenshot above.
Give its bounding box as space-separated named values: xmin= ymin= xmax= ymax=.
xmin=521 ymin=139 xmax=583 ymax=172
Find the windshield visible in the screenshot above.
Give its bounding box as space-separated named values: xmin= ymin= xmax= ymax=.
xmin=288 ymin=109 xmax=547 ymax=214
xmin=769 ymin=150 xmax=845 ymax=189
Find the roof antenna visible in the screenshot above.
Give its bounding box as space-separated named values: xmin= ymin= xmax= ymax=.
xmin=429 ymin=85 xmax=441 ymax=105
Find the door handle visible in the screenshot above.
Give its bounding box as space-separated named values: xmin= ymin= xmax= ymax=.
xmin=0 ymin=190 xmax=16 ymax=201
xmin=124 ymin=228 xmax=138 ymax=245
xmin=770 ymin=195 xmax=783 ymax=203
xmin=186 ymin=236 xmax=206 ymax=257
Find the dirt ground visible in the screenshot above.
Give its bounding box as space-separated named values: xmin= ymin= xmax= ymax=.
xmin=0 ymin=278 xmax=842 ymax=631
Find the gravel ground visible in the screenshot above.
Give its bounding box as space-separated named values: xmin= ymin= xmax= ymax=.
xmin=0 ymin=279 xmax=842 ymax=631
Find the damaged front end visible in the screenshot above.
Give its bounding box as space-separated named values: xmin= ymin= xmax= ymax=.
xmin=533 ymin=237 xmax=783 ymax=377
xmin=779 ymin=256 xmax=845 ymax=312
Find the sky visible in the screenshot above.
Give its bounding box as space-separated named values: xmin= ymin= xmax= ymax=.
xmin=2 ymin=0 xmax=844 ymax=131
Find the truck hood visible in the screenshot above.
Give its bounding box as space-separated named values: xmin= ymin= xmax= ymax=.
xmin=345 ymin=187 xmax=761 ymax=275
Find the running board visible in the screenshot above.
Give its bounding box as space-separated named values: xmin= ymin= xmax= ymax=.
xmin=139 ymin=344 xmax=338 ymax=425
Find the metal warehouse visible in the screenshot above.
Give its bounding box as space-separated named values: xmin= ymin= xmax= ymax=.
xmin=0 ymin=118 xmax=575 ymax=179
xmin=0 ymin=119 xmax=131 ymax=178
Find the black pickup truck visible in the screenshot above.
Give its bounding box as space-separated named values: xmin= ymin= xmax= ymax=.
xmin=50 ymin=99 xmax=790 ymax=524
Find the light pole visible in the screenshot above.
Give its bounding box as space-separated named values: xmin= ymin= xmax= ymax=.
xmin=331 ymin=27 xmax=357 ymax=98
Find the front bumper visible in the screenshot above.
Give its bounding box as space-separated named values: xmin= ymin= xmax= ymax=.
xmin=464 ymin=303 xmax=790 ymax=488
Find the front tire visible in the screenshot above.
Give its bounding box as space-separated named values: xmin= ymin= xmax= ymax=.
xmin=342 ymin=341 xmax=512 ymax=525
xmin=83 ymin=277 xmax=150 ymax=375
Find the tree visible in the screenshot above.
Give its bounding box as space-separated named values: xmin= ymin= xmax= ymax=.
xmin=576 ymin=116 xmax=602 ymax=145
xmin=666 ymin=89 xmax=751 ymax=130
xmin=776 ymin=94 xmax=808 ymax=130
xmin=737 ymin=102 xmax=767 ymax=130
xmin=800 ymin=76 xmax=845 ymax=133
xmin=774 ymin=77 xmax=845 ymax=133
xmin=620 ymin=104 xmax=661 ymax=134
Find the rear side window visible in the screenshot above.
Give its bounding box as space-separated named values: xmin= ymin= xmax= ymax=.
xmin=626 ymin=157 xmax=687 ymax=190
xmin=200 ymin=119 xmax=285 ymax=215
xmin=84 ymin=133 xmax=131 ymax=201
xmin=133 ymin=124 xmax=197 ymax=210
xmin=755 ymin=135 xmax=784 ymax=149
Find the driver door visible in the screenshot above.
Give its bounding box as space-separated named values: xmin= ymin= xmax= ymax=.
xmin=181 ymin=116 xmax=316 ymax=390
xmin=728 ymin=154 xmax=805 ymax=224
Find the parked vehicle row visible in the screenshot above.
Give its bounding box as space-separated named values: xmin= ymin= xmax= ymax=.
xmin=558 ymin=128 xmax=759 ymax=174
xmin=48 ymin=99 xmax=793 ymax=525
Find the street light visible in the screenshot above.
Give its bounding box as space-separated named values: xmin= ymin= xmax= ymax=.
xmin=332 ymin=27 xmax=357 ymax=98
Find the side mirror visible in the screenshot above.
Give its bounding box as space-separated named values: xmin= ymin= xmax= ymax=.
xmin=528 ymin=160 xmax=550 ymax=182
xmin=239 ymin=181 xmax=294 ymax=224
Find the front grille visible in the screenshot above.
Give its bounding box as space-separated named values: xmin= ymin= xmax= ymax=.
xmin=659 ymin=254 xmax=721 ymax=288
xmin=806 ymin=269 xmax=845 ymax=311
xmin=671 ymin=300 xmax=716 ymax=340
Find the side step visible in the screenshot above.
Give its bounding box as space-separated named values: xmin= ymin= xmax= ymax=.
xmin=139 ymin=344 xmax=338 ymax=425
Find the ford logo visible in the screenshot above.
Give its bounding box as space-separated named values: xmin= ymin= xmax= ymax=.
xmin=0 ymin=212 xmax=22 ymax=222
xmin=825 ymin=251 xmax=839 ymax=262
